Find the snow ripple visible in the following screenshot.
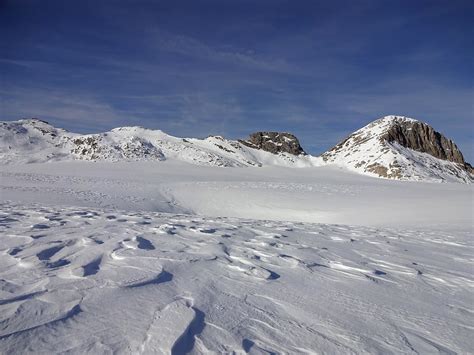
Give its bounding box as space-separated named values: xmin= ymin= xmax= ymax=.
xmin=0 ymin=202 xmax=472 ymax=353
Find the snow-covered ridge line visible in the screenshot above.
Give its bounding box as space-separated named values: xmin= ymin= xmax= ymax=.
xmin=1 ymin=116 xmax=472 ymax=183
xmin=0 ymin=118 xmax=318 ymax=168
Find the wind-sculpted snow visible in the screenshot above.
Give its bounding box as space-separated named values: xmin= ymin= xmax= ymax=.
xmin=0 ymin=202 xmax=472 ymax=354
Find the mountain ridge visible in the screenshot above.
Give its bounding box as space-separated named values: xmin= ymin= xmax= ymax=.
xmin=0 ymin=118 xmax=317 ymax=168
xmin=1 ymin=116 xmax=472 ymax=183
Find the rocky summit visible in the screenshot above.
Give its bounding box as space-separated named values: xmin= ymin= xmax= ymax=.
xmin=322 ymin=115 xmax=473 ymax=183
xmin=239 ymin=132 xmax=306 ymax=156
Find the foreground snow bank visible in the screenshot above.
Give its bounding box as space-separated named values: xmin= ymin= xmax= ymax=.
xmin=0 ymin=202 xmax=472 ymax=354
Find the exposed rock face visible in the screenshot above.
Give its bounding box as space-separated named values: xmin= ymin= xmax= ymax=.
xmin=239 ymin=132 xmax=306 ymax=156
xmin=71 ymin=135 xmax=166 ymax=161
xmin=381 ymin=120 xmax=465 ymax=165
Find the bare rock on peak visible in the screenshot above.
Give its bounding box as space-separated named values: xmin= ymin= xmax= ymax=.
xmin=239 ymin=132 xmax=306 ymax=156
xmin=380 ymin=117 xmax=465 ymax=165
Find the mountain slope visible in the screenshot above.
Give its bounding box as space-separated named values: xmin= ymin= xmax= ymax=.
xmin=0 ymin=119 xmax=73 ymax=164
xmin=0 ymin=119 xmax=317 ymax=168
xmin=321 ymin=116 xmax=473 ymax=183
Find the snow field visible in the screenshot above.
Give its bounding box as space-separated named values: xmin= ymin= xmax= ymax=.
xmin=1 ymin=160 xmax=472 ymax=228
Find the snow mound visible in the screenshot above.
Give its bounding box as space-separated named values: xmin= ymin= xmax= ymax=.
xmin=0 ymin=119 xmax=73 ymax=164
xmin=321 ymin=115 xmax=473 ymax=183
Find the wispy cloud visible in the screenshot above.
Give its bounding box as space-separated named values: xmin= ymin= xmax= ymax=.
xmin=0 ymin=87 xmax=129 ymax=132
xmin=0 ymin=58 xmax=54 ymax=69
xmin=325 ymin=78 xmax=474 ymax=126
xmin=148 ymin=29 xmax=295 ymax=73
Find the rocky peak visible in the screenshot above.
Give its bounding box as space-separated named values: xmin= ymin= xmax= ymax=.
xmin=239 ymin=132 xmax=306 ymax=156
xmin=321 ymin=115 xmax=473 ymax=182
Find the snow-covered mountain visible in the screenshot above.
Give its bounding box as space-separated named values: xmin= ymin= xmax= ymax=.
xmin=322 ymin=115 xmax=473 ymax=183
xmin=1 ymin=116 xmax=472 ymax=183
xmin=0 ymin=119 xmax=316 ymax=168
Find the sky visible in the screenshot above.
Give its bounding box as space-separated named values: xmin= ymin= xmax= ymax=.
xmin=1 ymin=0 xmax=473 ymax=160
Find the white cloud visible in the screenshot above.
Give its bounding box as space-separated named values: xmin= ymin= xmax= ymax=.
xmin=149 ymin=30 xmax=294 ymax=73
xmin=0 ymin=87 xmax=128 ymax=131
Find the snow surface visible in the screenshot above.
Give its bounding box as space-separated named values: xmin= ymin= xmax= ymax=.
xmin=0 ymin=202 xmax=472 ymax=354
xmin=1 ymin=161 xmax=472 ymax=228
xmin=0 ymin=160 xmax=473 ymax=354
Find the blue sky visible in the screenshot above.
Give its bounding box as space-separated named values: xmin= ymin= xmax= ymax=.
xmin=1 ymin=0 xmax=473 ymax=160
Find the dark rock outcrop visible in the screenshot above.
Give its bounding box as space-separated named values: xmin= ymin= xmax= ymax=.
xmin=381 ymin=119 xmax=472 ymax=172
xmin=239 ymin=132 xmax=306 ymax=156
xmin=382 ymin=120 xmax=464 ymax=163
